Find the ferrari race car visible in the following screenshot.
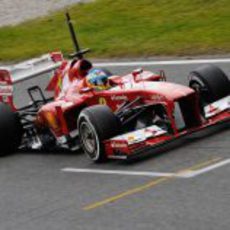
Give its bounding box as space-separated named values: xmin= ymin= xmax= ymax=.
xmin=0 ymin=15 xmax=229 ymax=163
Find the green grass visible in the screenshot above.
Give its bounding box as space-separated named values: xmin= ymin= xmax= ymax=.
xmin=0 ymin=0 xmax=230 ymax=61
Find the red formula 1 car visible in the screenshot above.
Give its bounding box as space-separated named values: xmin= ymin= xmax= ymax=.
xmin=0 ymin=15 xmax=229 ymax=162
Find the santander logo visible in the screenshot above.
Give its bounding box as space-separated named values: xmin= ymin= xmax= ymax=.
xmin=111 ymin=95 xmax=128 ymax=101
xmin=0 ymin=85 xmax=13 ymax=95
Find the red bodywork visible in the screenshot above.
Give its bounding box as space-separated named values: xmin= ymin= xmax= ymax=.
xmin=0 ymin=70 xmax=15 ymax=110
xmin=38 ymin=72 xmax=189 ymax=135
xmin=0 ymin=53 xmax=229 ymax=160
xmin=37 ymin=67 xmax=230 ymax=160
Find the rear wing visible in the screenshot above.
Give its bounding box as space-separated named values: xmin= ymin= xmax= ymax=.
xmin=0 ymin=52 xmax=63 ymax=110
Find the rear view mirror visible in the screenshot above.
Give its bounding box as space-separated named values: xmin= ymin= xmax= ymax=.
xmin=79 ymin=87 xmax=94 ymax=94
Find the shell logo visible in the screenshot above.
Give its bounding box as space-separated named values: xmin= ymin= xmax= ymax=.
xmin=99 ymin=97 xmax=107 ymax=105
xmin=128 ymin=135 xmax=135 ymax=141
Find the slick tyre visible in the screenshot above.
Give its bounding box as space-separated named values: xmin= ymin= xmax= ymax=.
xmin=78 ymin=105 xmax=121 ymax=163
xmin=189 ymin=64 xmax=230 ymax=104
xmin=0 ymin=103 xmax=23 ymax=155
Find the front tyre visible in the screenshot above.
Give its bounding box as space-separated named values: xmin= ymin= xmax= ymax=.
xmin=78 ymin=105 xmax=121 ymax=163
xmin=189 ymin=64 xmax=230 ymax=104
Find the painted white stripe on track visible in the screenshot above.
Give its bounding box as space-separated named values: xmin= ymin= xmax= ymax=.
xmin=187 ymin=158 xmax=230 ymax=178
xmin=94 ymin=58 xmax=230 ymax=67
xmin=62 ymin=158 xmax=230 ymax=179
xmin=62 ymin=168 xmax=187 ymax=178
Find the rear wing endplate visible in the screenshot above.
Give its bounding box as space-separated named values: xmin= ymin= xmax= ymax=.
xmin=0 ymin=52 xmax=63 ymax=110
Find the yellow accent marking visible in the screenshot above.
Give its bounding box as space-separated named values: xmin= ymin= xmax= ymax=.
xmin=57 ymin=74 xmax=63 ymax=89
xmin=83 ymin=177 xmax=168 ymax=211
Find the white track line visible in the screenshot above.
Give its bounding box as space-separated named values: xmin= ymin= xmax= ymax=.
xmin=94 ymin=58 xmax=230 ymax=67
xmin=62 ymin=168 xmax=188 ymax=178
xmin=62 ymin=158 xmax=230 ymax=179
xmin=187 ymin=158 xmax=230 ymax=178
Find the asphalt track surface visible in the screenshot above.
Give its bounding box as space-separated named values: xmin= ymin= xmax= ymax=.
xmin=0 ymin=60 xmax=229 ymax=230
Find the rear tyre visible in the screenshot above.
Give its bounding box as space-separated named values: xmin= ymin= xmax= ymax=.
xmin=78 ymin=105 xmax=121 ymax=163
xmin=0 ymin=103 xmax=23 ymax=155
xmin=189 ymin=64 xmax=230 ymax=104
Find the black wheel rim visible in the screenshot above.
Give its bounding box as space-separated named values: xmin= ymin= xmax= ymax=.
xmin=190 ymin=81 xmax=207 ymax=116
xmin=191 ymin=81 xmax=201 ymax=93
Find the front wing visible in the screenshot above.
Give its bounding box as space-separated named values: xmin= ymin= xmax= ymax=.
xmin=105 ymin=96 xmax=230 ymax=160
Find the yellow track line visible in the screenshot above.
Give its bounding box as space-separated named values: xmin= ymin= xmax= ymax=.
xmin=83 ymin=157 xmax=223 ymax=211
xmin=83 ymin=177 xmax=169 ymax=211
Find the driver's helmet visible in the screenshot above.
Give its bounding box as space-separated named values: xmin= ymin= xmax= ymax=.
xmin=86 ymin=68 xmax=112 ymax=90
